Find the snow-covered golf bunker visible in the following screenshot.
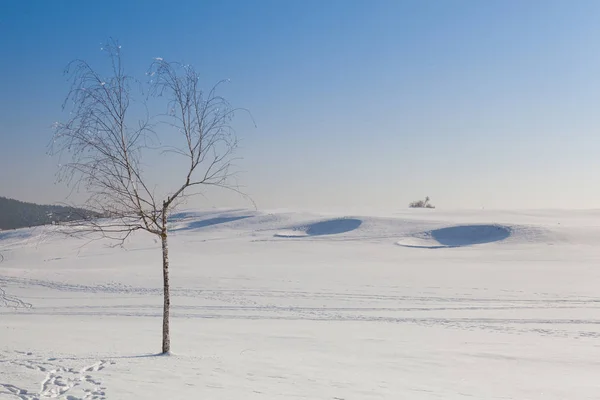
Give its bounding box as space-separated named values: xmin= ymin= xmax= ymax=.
xmin=396 ymin=224 xmax=512 ymax=248
xmin=275 ymin=218 xmax=363 ymax=238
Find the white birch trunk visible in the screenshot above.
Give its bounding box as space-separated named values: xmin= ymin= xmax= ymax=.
xmin=161 ymin=208 xmax=171 ymax=354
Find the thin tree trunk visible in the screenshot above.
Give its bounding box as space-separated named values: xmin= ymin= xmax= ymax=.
xmin=161 ymin=209 xmax=171 ymax=354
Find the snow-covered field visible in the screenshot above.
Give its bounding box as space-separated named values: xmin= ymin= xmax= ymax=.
xmin=1 ymin=209 xmax=600 ymax=399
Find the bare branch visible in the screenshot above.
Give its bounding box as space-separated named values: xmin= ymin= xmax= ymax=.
xmin=147 ymin=60 xmax=252 ymax=212
xmin=49 ymin=39 xmax=163 ymax=241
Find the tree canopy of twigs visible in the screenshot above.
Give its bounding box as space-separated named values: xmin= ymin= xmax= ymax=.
xmin=48 ymin=39 xmax=253 ymax=353
xmin=50 ymin=41 xmax=152 ymax=241
xmin=50 ymin=40 xmax=251 ymax=241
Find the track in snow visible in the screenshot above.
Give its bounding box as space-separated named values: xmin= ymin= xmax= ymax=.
xmin=0 ymin=351 xmax=114 ymax=400
xmin=3 ymin=274 xmax=600 ymax=340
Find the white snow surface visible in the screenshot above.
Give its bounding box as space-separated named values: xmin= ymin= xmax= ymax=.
xmin=1 ymin=208 xmax=600 ymax=399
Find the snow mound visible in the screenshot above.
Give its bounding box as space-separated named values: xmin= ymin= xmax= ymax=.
xmin=173 ymin=215 xmax=252 ymax=231
xmin=275 ymin=218 xmax=363 ymax=238
xmin=167 ymin=209 xmax=255 ymax=232
xmin=396 ymin=224 xmax=512 ymax=248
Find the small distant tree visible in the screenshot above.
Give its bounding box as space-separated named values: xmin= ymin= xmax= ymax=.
xmin=409 ymin=196 xmax=435 ymax=209
xmin=49 ymin=39 xmax=252 ymax=354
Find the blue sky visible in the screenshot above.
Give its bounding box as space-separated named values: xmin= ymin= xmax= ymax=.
xmin=2 ymin=0 xmax=600 ymax=210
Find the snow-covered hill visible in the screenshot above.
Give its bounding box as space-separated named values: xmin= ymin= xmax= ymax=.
xmin=1 ymin=209 xmax=600 ymax=399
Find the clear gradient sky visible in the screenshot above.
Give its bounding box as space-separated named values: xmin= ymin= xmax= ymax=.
xmin=2 ymin=0 xmax=600 ymax=211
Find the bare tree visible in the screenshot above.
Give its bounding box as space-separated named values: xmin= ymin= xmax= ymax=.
xmin=49 ymin=40 xmax=250 ymax=354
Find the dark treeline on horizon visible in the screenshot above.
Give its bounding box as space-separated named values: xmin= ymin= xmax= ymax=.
xmin=0 ymin=196 xmax=94 ymax=230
